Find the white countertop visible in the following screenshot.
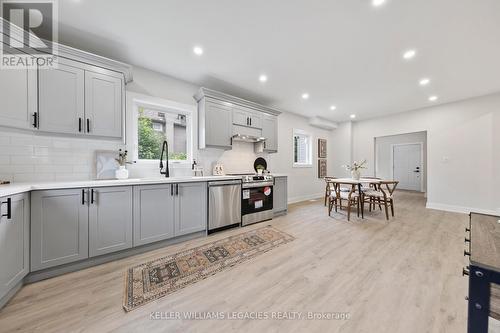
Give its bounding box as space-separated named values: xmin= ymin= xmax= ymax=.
xmin=0 ymin=175 xmax=242 ymax=197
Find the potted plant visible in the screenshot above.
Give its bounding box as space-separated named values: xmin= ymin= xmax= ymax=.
xmin=115 ymin=149 xmax=130 ymax=180
xmin=342 ymin=160 xmax=367 ymax=180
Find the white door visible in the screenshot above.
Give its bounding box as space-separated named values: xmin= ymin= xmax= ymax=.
xmin=393 ymin=144 xmax=422 ymax=191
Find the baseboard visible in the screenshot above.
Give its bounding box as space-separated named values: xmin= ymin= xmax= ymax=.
xmin=288 ymin=192 xmax=323 ymax=205
xmin=426 ymin=202 xmax=498 ymax=215
xmin=0 ymin=280 xmax=23 ymax=309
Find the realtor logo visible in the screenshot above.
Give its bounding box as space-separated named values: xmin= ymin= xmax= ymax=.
xmin=0 ymin=0 xmax=58 ymax=68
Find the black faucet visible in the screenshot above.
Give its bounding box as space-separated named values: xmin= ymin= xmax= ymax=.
xmin=159 ymin=140 xmax=170 ymax=177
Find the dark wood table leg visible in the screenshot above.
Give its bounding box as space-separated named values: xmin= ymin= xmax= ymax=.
xmin=358 ymin=183 xmax=364 ymax=219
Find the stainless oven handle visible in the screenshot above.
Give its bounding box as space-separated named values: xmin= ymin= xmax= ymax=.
xmin=242 ymin=182 xmax=274 ymax=189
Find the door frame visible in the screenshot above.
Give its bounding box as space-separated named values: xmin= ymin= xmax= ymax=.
xmin=390 ymin=142 xmax=424 ymax=192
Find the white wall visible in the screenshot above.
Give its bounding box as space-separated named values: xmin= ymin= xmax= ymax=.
xmin=375 ymin=131 xmax=427 ymax=192
xmin=346 ymin=93 xmax=500 ymax=214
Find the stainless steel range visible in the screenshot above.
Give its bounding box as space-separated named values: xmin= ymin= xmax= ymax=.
xmin=228 ymin=174 xmax=274 ymax=226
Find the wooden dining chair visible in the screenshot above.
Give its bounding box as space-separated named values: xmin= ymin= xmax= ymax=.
xmin=328 ymin=182 xmax=360 ymax=221
xmin=362 ymin=180 xmax=399 ymax=220
xmin=323 ymin=177 xmax=336 ymax=206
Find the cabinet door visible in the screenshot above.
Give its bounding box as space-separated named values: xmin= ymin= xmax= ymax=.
xmin=85 ymin=71 xmax=123 ymax=138
xmin=31 ymin=189 xmax=88 ymax=271
xmin=38 ymin=59 xmax=85 ymax=134
xmin=232 ymin=107 xmax=250 ymax=127
xmin=133 ymin=184 xmax=175 ymax=246
xmin=248 ymin=112 xmax=262 ymax=129
xmin=273 ymin=177 xmax=288 ymax=214
xmin=0 ymin=63 xmax=37 ymax=130
xmin=175 ymin=182 xmax=207 ymax=236
xmin=0 ymin=193 xmax=29 ymax=299
xmin=89 ymin=186 xmax=132 ymax=257
xmin=204 ymin=100 xmax=232 ymax=148
xmin=262 ymin=115 xmax=278 ymax=152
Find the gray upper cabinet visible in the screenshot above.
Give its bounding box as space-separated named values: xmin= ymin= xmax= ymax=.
xmin=31 ymin=189 xmax=89 ymax=271
xmin=233 ymin=107 xmax=262 ymax=129
xmin=198 ymin=98 xmax=233 ymax=149
xmin=0 ymin=60 xmax=37 ymax=130
xmin=273 ymin=176 xmax=288 ymax=215
xmin=89 ymin=186 xmax=132 ymax=257
xmin=194 ymin=88 xmax=281 ymax=152
xmin=85 ymin=70 xmax=123 ymax=138
xmin=175 ymin=182 xmax=207 ymax=236
xmin=38 ymin=58 xmax=85 ymax=134
xmin=262 ymin=115 xmax=278 ymax=152
xmin=0 ymin=193 xmax=29 ymax=300
xmin=133 ymin=184 xmax=175 ymax=246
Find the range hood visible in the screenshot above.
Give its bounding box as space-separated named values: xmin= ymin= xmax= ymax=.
xmin=231 ymin=134 xmax=267 ymax=143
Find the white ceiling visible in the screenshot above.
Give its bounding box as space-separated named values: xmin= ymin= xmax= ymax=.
xmin=58 ymin=0 xmax=500 ymax=121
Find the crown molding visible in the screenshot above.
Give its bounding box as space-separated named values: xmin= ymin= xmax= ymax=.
xmin=194 ymin=87 xmax=282 ymax=116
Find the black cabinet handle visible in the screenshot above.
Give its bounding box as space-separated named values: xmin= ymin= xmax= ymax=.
xmin=171 ymin=184 xmax=174 ymax=196
xmin=86 ymin=119 xmax=90 ymax=133
xmin=33 ymin=112 xmax=38 ymax=128
xmin=1 ymin=198 xmax=11 ymax=219
xmin=176 ymin=184 xmax=179 ymax=196
xmin=464 ymin=250 xmax=470 ymax=256
xmin=465 ymin=238 xmax=470 ymax=243
xmin=81 ymin=189 xmax=85 ymax=205
xmin=79 ymin=118 xmax=82 ymax=132
xmin=250 ymin=118 xmax=252 ymax=126
xmin=465 ymin=227 xmax=470 ymax=232
xmin=91 ymin=189 xmax=95 ymax=204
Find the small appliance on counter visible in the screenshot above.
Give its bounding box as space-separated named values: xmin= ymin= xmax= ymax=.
xmin=213 ymin=163 xmax=225 ymax=176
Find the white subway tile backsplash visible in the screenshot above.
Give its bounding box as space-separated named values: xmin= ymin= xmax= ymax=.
xmin=0 ymin=156 xmax=10 ymax=164
xmin=13 ymin=173 xmax=55 ymax=182
xmin=33 ymin=146 xmax=49 ymax=156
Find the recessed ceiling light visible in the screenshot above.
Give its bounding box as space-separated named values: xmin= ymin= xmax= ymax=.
xmin=419 ymin=78 xmax=430 ymax=86
xmin=428 ymin=95 xmax=438 ymax=102
xmin=372 ymin=0 xmax=386 ymax=7
xmin=330 ymin=105 xmax=337 ymax=111
xmin=259 ymin=74 xmax=268 ymax=83
xmin=301 ymin=93 xmax=309 ymax=100
xmin=350 ymin=114 xmax=356 ymax=119
xmin=193 ymin=46 xmax=204 ymax=56
xmin=403 ymin=49 xmax=416 ymax=60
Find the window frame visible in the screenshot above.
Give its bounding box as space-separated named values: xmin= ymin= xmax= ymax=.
xmin=126 ymin=92 xmax=195 ymax=166
xmin=292 ymin=128 xmax=313 ymax=168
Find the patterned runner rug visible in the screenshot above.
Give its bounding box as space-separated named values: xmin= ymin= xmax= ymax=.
xmin=123 ymin=226 xmax=295 ymax=311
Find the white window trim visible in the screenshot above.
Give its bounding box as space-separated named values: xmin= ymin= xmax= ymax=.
xmin=126 ymin=92 xmax=197 ymax=166
xmin=292 ymin=128 xmax=313 ymax=168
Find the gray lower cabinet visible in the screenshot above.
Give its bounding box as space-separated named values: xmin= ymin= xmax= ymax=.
xmin=133 ymin=184 xmax=175 ymax=246
xmin=133 ymin=182 xmax=207 ymax=246
xmin=89 ymin=186 xmax=133 ymax=257
xmin=0 ymin=193 xmax=29 ymax=300
xmin=31 ymin=189 xmax=89 ymax=271
xmin=273 ymin=176 xmax=288 ymax=215
xmin=175 ymin=182 xmax=207 ymax=236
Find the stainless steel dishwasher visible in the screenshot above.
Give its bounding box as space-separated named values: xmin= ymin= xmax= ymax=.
xmin=208 ymin=180 xmax=242 ymax=233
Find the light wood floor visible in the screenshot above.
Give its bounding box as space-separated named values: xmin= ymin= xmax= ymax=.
xmin=0 ymin=191 xmax=471 ymax=333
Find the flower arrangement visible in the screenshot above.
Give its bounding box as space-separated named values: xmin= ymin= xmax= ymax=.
xmin=342 ymin=160 xmax=367 ymax=172
xmin=115 ymin=149 xmax=129 ymax=166
xmin=342 ymin=160 xmax=367 ymax=180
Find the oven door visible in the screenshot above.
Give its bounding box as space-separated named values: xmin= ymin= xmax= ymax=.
xmin=241 ymin=184 xmax=273 ymax=225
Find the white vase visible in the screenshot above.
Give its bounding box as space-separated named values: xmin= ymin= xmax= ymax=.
xmin=115 ymin=165 xmax=129 ymax=180
xmin=351 ymin=169 xmax=360 ymax=180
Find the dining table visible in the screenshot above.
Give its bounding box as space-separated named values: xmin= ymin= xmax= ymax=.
xmin=328 ymin=178 xmax=382 ymax=219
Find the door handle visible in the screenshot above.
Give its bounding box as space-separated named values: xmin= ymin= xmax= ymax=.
xmin=91 ymin=189 xmax=95 ymax=204
xmin=81 ymin=189 xmax=85 ymax=205
xmin=79 ymin=118 xmax=82 ymax=132
xmin=1 ymin=198 xmax=12 ymax=219
xmin=171 ymin=184 xmax=174 ymax=196
xmin=176 ymin=184 xmax=179 ymax=196
xmin=33 ymin=112 xmax=38 ymax=128
xmin=86 ymin=118 xmax=90 ymax=133
xmin=250 ymin=118 xmax=252 ymax=126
